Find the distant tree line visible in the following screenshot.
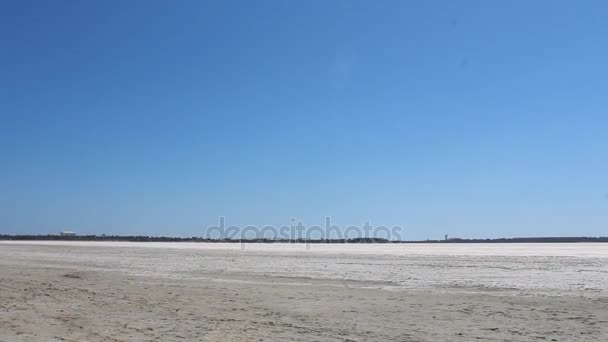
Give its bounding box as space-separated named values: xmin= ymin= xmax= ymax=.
xmin=1 ymin=234 xmax=607 ymax=243
xmin=0 ymin=235 xmax=391 ymax=243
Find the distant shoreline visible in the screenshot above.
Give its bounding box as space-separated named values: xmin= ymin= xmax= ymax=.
xmin=1 ymin=235 xmax=607 ymax=243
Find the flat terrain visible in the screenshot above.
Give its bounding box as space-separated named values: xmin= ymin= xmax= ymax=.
xmin=1 ymin=242 xmax=607 ymax=341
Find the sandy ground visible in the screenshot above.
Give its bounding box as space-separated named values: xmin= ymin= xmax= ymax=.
xmin=1 ymin=242 xmax=607 ymax=341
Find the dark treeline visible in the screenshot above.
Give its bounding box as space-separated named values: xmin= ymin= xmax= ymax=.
xmin=0 ymin=235 xmax=390 ymax=243
xmin=431 ymin=237 xmax=608 ymax=243
xmin=1 ymin=235 xmax=607 ymax=243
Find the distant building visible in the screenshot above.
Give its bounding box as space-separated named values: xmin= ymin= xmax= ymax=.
xmin=60 ymin=231 xmax=76 ymax=236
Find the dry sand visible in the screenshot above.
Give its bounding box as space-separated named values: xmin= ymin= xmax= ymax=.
xmin=0 ymin=242 xmax=607 ymax=341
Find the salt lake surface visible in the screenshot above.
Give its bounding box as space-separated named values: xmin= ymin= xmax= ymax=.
xmin=1 ymin=241 xmax=607 ymax=297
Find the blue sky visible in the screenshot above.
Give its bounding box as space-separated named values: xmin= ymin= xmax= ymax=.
xmin=1 ymin=1 xmax=607 ymax=239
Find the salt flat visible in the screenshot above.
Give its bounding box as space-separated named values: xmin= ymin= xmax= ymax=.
xmin=1 ymin=242 xmax=607 ymax=341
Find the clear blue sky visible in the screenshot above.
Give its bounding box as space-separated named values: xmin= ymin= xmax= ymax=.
xmin=1 ymin=1 xmax=606 ymax=239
